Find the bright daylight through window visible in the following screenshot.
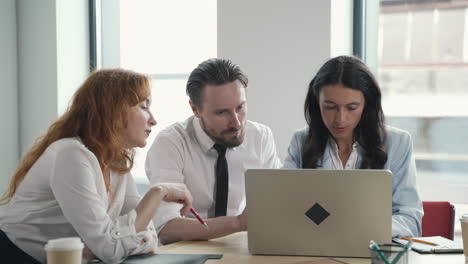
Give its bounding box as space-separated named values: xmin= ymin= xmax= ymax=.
xmin=374 ymin=0 xmax=468 ymax=239
xmin=118 ymin=0 xmax=217 ymax=186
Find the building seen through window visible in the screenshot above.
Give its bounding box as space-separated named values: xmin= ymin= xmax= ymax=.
xmin=376 ymin=0 xmax=468 ymax=237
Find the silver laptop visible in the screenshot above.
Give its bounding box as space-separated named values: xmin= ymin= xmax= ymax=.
xmin=245 ymin=169 xmax=392 ymax=258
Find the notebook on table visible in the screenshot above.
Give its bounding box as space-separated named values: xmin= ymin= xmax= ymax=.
xmin=393 ymin=236 xmax=464 ymax=254
xmin=245 ymin=169 xmax=393 ymax=258
xmin=93 ymin=254 xmax=223 ymax=264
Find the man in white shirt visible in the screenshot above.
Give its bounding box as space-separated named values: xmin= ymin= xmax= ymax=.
xmin=145 ymin=58 xmax=282 ymax=244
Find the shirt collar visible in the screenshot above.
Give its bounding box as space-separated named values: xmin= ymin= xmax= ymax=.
xmin=328 ymin=137 xmax=359 ymax=155
xmin=192 ymin=116 xmax=246 ymax=153
xmin=193 ymin=116 xmax=216 ymax=153
xmin=327 ymin=137 xmax=360 ymax=170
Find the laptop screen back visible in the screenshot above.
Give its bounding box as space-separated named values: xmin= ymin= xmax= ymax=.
xmin=245 ymin=169 xmax=392 ymax=257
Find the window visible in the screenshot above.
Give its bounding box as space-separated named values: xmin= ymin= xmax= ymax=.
xmin=364 ymin=0 xmax=468 ymax=239
xmin=97 ymin=0 xmax=217 ymax=186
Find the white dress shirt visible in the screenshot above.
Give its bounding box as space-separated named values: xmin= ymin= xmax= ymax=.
xmin=145 ymin=116 xmax=282 ymax=233
xmin=327 ymin=139 xmax=359 ymax=170
xmin=0 ymin=138 xmax=157 ymax=264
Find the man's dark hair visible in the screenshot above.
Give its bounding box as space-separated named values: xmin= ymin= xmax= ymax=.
xmin=186 ymin=58 xmax=248 ymax=108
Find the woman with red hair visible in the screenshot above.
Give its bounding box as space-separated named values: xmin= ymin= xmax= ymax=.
xmin=0 ymin=69 xmax=193 ymax=263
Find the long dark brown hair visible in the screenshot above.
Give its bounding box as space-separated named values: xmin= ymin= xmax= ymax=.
xmin=302 ymin=56 xmax=387 ymax=169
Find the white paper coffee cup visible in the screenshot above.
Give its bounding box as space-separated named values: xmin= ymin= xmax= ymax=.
xmin=45 ymin=237 xmax=84 ymax=264
xmin=461 ymin=214 xmax=468 ymax=223
xmin=460 ymin=214 xmax=468 ymax=261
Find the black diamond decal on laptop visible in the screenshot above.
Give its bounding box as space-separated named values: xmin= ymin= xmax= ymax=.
xmin=305 ymin=203 xmax=330 ymax=225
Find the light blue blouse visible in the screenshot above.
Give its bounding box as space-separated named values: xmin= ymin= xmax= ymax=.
xmin=283 ymin=125 xmax=423 ymax=237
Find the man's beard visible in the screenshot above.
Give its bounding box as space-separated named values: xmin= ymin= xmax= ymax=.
xmin=199 ymin=117 xmax=245 ymax=148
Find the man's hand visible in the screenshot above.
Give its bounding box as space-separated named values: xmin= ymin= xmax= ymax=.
xmin=237 ymin=208 xmax=247 ymax=231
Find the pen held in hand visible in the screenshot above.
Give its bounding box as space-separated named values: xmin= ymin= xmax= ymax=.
xmin=190 ymin=208 xmax=209 ymax=230
xmin=400 ymin=236 xmax=438 ymax=246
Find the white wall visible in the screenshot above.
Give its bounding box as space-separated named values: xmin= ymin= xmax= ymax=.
xmin=331 ymin=0 xmax=353 ymax=58
xmin=17 ymin=0 xmax=89 ymax=154
xmin=218 ymin=0 xmax=352 ymax=160
xmin=17 ymin=0 xmax=59 ymax=154
xmin=364 ymin=1 xmax=380 ymax=73
xmin=101 ymin=0 xmax=120 ymax=68
xmin=0 ymin=0 xmax=89 ymax=192
xmin=56 ymin=1 xmax=90 ymax=114
xmin=0 ymin=0 xmax=19 ymax=193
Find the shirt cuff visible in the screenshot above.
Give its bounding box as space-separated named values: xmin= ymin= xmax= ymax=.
xmin=111 ymin=209 xmax=158 ymax=255
xmin=153 ymin=201 xmax=182 ymax=234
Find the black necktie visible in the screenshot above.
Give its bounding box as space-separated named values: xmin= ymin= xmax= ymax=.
xmin=213 ymin=143 xmax=228 ymax=217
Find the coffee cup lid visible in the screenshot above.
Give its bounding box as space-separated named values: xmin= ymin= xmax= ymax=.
xmin=45 ymin=237 xmax=84 ymax=251
xmin=461 ymin=214 xmax=468 ymax=222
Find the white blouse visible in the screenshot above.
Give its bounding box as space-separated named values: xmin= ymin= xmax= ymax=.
xmin=327 ymin=139 xmax=359 ymax=170
xmin=0 ymin=138 xmax=157 ymax=264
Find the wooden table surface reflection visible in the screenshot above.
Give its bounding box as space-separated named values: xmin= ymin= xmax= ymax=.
xmin=155 ymin=232 xmax=465 ymax=264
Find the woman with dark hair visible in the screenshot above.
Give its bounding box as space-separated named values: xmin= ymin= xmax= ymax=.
xmin=0 ymin=69 xmax=193 ymax=263
xmin=284 ymin=56 xmax=423 ymax=237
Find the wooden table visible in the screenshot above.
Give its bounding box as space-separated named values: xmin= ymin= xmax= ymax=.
xmin=156 ymin=232 xmax=465 ymax=264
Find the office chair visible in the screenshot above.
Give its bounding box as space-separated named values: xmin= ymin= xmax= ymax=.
xmin=421 ymin=201 xmax=455 ymax=240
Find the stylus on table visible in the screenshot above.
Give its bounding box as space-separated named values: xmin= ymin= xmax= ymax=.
xmin=190 ymin=208 xmax=209 ymax=230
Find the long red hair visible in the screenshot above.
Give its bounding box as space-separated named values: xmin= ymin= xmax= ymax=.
xmin=1 ymin=69 xmax=150 ymax=203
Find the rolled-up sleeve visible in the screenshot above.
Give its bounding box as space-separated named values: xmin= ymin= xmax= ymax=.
xmin=120 ymin=173 xmax=159 ymax=251
xmin=387 ymin=130 xmax=424 ymax=237
xmin=145 ymin=133 xmax=185 ymax=234
xmin=50 ymin=146 xmax=156 ymax=264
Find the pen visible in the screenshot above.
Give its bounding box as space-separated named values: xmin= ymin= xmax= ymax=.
xmin=391 ymin=240 xmax=412 ymax=264
xmin=190 ymin=208 xmax=209 ymax=230
xmin=400 ymin=236 xmax=438 ymax=246
xmin=370 ymin=240 xmax=391 ymax=264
